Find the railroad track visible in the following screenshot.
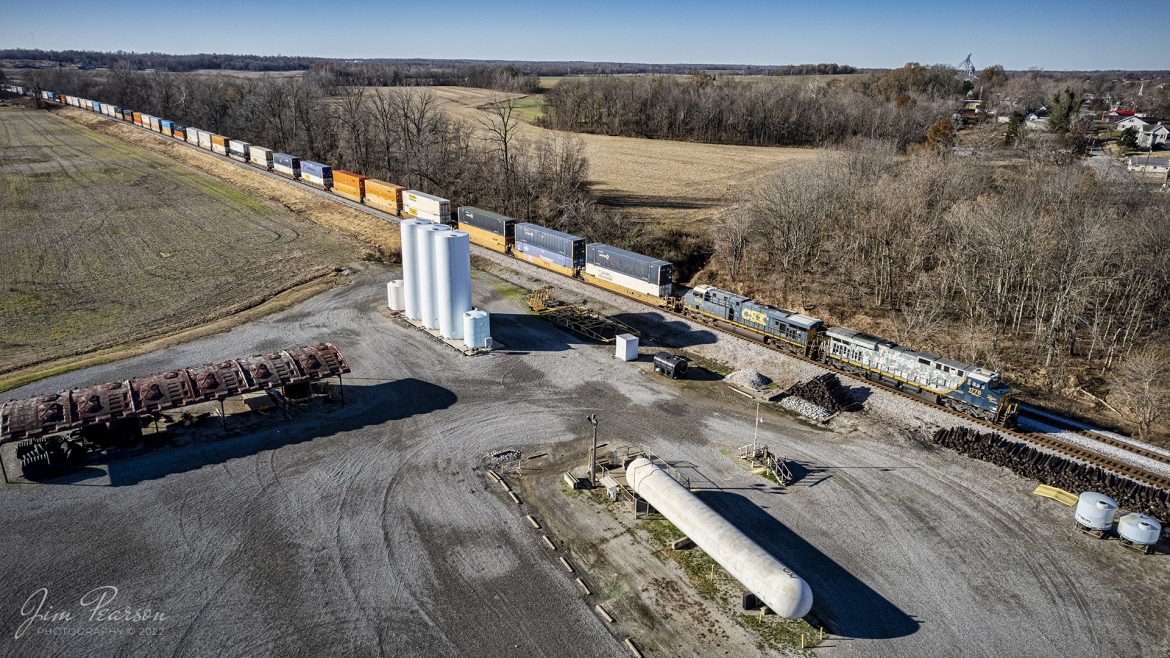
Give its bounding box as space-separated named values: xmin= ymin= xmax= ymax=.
xmin=63 ymin=101 xmax=1170 ymax=493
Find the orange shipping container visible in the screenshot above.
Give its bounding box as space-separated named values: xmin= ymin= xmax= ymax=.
xmin=133 ymin=112 xmax=143 ymax=126
xmin=211 ymin=134 xmax=228 ymax=146
xmin=364 ymin=179 xmax=404 ymax=215
xmin=332 ymin=170 xmax=367 ymax=203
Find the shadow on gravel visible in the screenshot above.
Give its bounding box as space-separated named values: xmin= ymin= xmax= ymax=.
xmin=489 ymin=312 xmax=574 ymax=352
xmin=611 ymin=312 xmax=718 ymax=347
xmin=101 ymin=378 xmax=456 ymax=487
xmin=694 ymin=490 xmax=920 ymax=640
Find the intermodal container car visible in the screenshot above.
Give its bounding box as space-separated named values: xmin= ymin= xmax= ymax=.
xmin=332 ymin=170 xmax=366 ymax=202
xmin=132 ymin=112 xmax=143 ymax=126
xmin=584 ymin=244 xmax=673 ymax=299
xmin=160 ymin=120 xmax=174 ymax=136
xmin=457 ymin=206 xmax=515 ymax=254
xmin=171 ymin=123 xmax=185 ymax=139
xmin=197 ymin=130 xmax=213 ymax=150
xmin=149 ymin=116 xmax=162 ymax=132
xmin=273 ymin=153 xmax=300 ymax=179
xmin=248 ymin=146 xmax=274 ymax=170
xmin=364 ymin=179 xmax=404 ymax=215
xmin=514 ymin=223 xmax=585 ymax=276
xmin=300 ymin=161 xmax=333 ymax=189
xmin=93 ymin=101 xmax=102 ymax=113
xmin=402 ymin=190 xmax=450 ymax=223
xmin=228 ymin=139 xmax=250 ymax=162
xmin=185 ymin=127 xmax=200 ymax=146
xmin=84 ymin=100 xmax=94 ymax=111
xmin=210 ymin=134 xmax=229 ymax=155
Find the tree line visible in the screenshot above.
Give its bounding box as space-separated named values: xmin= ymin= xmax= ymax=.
xmin=707 ymin=142 xmax=1170 ymax=434
xmin=27 ymin=66 xmax=590 ymax=228
xmin=541 ymin=73 xmax=956 ymax=147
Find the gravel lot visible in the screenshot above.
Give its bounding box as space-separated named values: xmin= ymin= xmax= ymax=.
xmin=2 ymin=267 xmax=1167 ymax=657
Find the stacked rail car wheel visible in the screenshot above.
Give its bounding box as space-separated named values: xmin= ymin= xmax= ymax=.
xmin=0 ymin=343 xmax=350 ymax=446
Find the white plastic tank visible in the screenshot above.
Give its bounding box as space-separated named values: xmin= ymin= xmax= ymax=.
xmin=616 ymin=333 xmax=638 ymax=361
xmin=435 ymin=231 xmax=473 ymax=339
xmin=1075 ymin=492 xmax=1118 ymax=532
xmin=399 ymin=220 xmax=424 ymax=320
xmin=415 ymin=224 xmax=450 ymax=329
xmin=1117 ymin=513 xmax=1162 ymax=548
xmin=463 ymin=309 xmax=491 ymax=348
xmin=387 ymin=280 xmax=405 ymax=311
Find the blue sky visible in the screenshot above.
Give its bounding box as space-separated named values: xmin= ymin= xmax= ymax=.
xmin=2 ymin=0 xmax=1164 ymax=70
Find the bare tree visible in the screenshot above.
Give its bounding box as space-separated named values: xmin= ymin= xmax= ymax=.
xmin=1108 ymin=347 xmax=1170 ymax=440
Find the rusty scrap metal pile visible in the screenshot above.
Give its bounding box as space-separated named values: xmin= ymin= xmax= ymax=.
xmin=0 ymin=344 xmax=350 ymax=444
xmin=933 ymin=427 xmax=1170 ymax=522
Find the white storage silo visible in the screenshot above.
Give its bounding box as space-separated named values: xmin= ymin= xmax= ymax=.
xmin=616 ymin=334 xmax=639 ymax=361
xmin=463 ymin=310 xmax=491 ymax=348
xmin=387 ymin=280 xmax=405 ymax=311
xmin=399 ymin=219 xmax=424 ymax=320
xmin=435 ymin=231 xmax=473 ymax=339
xmin=416 ymin=224 xmax=450 ymax=329
xmin=1075 ymin=492 xmax=1118 ymax=533
xmin=1117 ymin=513 xmax=1162 ymax=551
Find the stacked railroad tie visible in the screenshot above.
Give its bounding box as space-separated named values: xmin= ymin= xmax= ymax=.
xmin=933 ymin=427 xmax=1170 ymax=523
xmin=780 ymin=373 xmax=854 ymax=422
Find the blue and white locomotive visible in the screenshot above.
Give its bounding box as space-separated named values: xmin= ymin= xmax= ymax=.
xmin=823 ymin=327 xmax=1018 ymax=425
xmin=682 ymin=285 xmax=824 ymax=356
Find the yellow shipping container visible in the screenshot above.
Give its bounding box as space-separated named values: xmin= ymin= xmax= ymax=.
xmin=364 ymin=179 xmax=404 ymax=215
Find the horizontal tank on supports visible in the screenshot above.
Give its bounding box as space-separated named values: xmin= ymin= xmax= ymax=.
xmin=399 ymin=220 xmax=424 ymax=320
xmin=463 ymin=310 xmax=491 ymax=349
xmin=626 ymin=457 xmax=813 ymax=619
xmin=1117 ymin=513 xmax=1161 ymax=553
xmin=1075 ymin=492 xmax=1117 ymax=535
xmin=387 ymin=280 xmax=404 ymax=311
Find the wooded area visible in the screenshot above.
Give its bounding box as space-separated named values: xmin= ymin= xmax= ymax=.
xmin=541 ymin=72 xmax=956 ymax=147
xmin=706 ymin=142 xmax=1170 ymax=427
xmin=26 ymin=66 xmax=588 ymax=224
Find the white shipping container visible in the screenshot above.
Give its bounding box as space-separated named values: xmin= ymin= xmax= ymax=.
xmin=228 ymin=140 xmax=249 ymax=161
xmin=186 ymin=129 xmax=200 ymax=145
xmin=405 ymin=209 xmax=444 ymax=224
xmin=403 ymin=190 xmax=450 ymax=221
xmin=273 ymin=163 xmax=298 ymax=177
xmin=197 ymin=131 xmax=212 ymax=150
xmin=212 ymin=143 xmax=227 ymax=155
xmin=301 ymin=172 xmax=329 ymax=187
xmin=249 ymin=146 xmax=273 ymax=168
xmin=585 ymin=263 xmax=671 ymax=297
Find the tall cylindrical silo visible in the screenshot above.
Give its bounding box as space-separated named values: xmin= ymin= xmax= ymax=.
xmin=416 ymin=224 xmax=449 ymax=329
xmin=399 ymin=219 xmax=424 ymax=320
xmin=436 ymin=231 xmax=472 ymax=339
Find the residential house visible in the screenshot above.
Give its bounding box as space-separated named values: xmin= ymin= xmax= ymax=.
xmin=1116 ymin=115 xmax=1162 ymax=132
xmin=1127 ymin=156 xmax=1170 ymax=175
xmin=1137 ymin=123 xmax=1169 ymax=148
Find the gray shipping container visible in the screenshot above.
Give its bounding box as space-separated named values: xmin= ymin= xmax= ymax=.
xmin=586 ymin=243 xmax=672 ymax=285
xmin=515 ymin=223 xmax=585 ymax=261
xmin=457 ymin=206 xmax=515 ymax=237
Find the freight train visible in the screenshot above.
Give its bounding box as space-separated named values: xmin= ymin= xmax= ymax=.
xmin=25 ymin=87 xmax=1020 ymax=426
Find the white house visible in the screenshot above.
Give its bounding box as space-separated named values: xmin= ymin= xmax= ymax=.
xmin=1137 ymin=123 xmax=1169 ymax=149
xmin=1116 ymin=115 xmax=1160 ymax=132
xmin=1127 ymin=156 xmax=1169 ymax=175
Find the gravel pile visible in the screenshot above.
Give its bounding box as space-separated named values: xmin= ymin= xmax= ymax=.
xmin=779 ymin=396 xmax=833 ymax=423
xmin=725 ymin=369 xmax=771 ymax=390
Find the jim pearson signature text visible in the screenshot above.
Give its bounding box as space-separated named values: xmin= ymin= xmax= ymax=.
xmin=16 ymin=587 xmax=168 ymax=639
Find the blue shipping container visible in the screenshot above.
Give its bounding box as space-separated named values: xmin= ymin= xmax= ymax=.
xmin=515 ymin=243 xmax=575 ymax=269
xmin=92 ymin=102 xmax=102 ymax=112
xmin=301 ymin=161 xmax=332 ymax=177
xmin=515 ymin=223 xmax=585 ymax=265
xmin=274 ymin=153 xmax=299 ymax=168
xmin=160 ymin=120 xmax=174 ymax=130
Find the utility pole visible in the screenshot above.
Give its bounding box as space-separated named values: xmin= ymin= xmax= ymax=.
xmin=751 ymin=402 xmax=762 ymax=447
xmin=588 ymin=414 xmax=599 ymax=486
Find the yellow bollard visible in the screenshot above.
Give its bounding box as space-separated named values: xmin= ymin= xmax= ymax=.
xmin=801 ymin=634 xmax=805 ymax=649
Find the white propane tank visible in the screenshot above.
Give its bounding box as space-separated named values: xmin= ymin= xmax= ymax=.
xmin=399 ymin=220 xmax=424 ymax=320
xmin=463 ymin=309 xmax=491 ymax=348
xmin=627 ymin=457 xmax=813 ymax=619
xmin=387 ymin=280 xmax=405 ymax=311
xmin=616 ymin=333 xmax=638 ymax=361
xmin=415 ymin=224 xmax=450 ymax=329
xmin=1117 ymin=513 xmax=1162 ymax=548
xmin=435 ymin=231 xmax=472 ymax=340
xmin=1075 ymin=492 xmax=1118 ymax=532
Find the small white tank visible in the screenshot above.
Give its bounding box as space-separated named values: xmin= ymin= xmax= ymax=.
xmin=1075 ymin=492 xmax=1118 ymax=532
xmin=387 ymin=280 xmax=404 ymax=311
xmin=463 ymin=309 xmax=491 ymax=348
xmin=1117 ymin=513 xmax=1162 ymax=548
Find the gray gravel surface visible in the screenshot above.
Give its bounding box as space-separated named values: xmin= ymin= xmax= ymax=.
xmin=2 ymin=267 xmax=1167 ymax=658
